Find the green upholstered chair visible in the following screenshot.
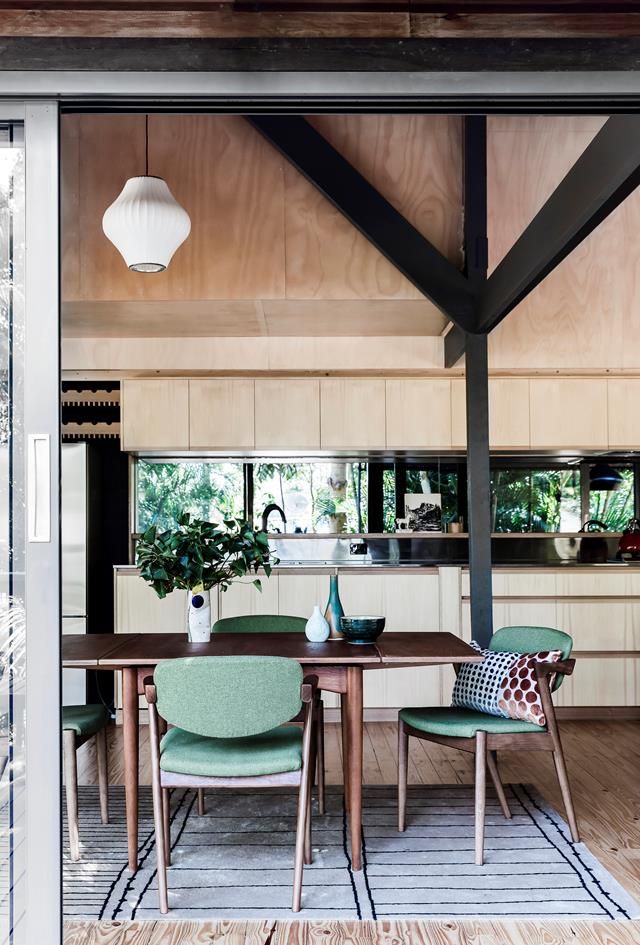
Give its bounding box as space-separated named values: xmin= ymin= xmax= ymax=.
xmin=398 ymin=626 xmax=580 ymax=866
xmin=145 ymin=655 xmax=317 ymax=914
xmin=62 ymin=704 xmax=110 ymax=861
xmin=212 ymin=614 xmax=325 ymax=815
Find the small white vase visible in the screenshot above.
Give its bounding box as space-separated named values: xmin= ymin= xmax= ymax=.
xmin=187 ymin=589 xmax=212 ymax=643
xmin=305 ymin=605 xmax=330 ymax=643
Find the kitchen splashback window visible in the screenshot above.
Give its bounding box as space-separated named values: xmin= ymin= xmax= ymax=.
xmin=253 ymin=462 xmax=367 ymax=534
xmin=136 ymin=460 xmax=245 ymax=532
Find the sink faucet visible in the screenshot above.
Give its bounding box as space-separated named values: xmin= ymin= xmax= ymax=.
xmin=261 ymin=503 xmax=287 ymax=533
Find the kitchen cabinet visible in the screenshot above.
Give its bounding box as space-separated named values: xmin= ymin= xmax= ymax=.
xmin=529 ymin=378 xmax=608 ymax=449
xmin=607 ymin=378 xmax=640 ymax=448
xmin=254 ymin=379 xmax=320 ymax=450
xmin=386 ymin=379 xmax=452 ymax=450
xmin=320 ymin=379 xmax=386 ymax=450
xmin=121 ymin=379 xmax=189 ymax=451
xmin=189 ymin=379 xmax=255 ymax=450
xmin=451 ymin=377 xmax=531 ymax=449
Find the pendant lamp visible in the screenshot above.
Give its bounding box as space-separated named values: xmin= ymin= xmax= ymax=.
xmin=102 ymin=115 xmax=191 ymax=273
xmin=589 ymin=462 xmax=624 ymax=491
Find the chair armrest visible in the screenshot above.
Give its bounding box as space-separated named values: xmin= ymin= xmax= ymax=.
xmin=301 ymin=675 xmax=319 ymax=704
xmin=143 ymin=675 xmax=157 ymax=705
xmin=535 ymin=658 xmax=575 ymax=679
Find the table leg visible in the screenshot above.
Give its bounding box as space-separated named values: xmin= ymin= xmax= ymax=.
xmin=346 ymin=665 xmax=363 ymax=871
xmin=340 ymin=692 xmax=350 ymax=813
xmin=122 ymin=667 xmax=139 ymax=872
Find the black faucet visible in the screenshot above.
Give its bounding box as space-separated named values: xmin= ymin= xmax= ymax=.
xmin=261 ymin=503 xmax=287 ymax=533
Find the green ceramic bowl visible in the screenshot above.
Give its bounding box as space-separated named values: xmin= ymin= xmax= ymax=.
xmin=340 ymin=615 xmax=386 ymax=645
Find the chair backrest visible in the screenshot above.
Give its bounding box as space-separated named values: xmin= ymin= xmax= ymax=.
xmin=212 ymin=614 xmax=307 ymax=634
xmin=489 ymin=625 xmax=573 ymax=692
xmin=154 ymin=655 xmax=303 ymax=738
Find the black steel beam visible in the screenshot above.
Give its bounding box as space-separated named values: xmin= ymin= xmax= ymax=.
xmin=445 ymin=116 xmax=489 ymax=367
xmin=465 ymin=332 xmax=493 ymax=647
xmin=478 ymin=114 xmax=640 ymax=332
xmin=248 ymin=115 xmax=476 ymax=332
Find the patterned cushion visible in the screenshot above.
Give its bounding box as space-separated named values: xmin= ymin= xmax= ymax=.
xmin=452 ymin=641 xmax=562 ymax=727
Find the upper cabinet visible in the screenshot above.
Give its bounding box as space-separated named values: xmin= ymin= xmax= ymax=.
xmin=121 ymin=379 xmax=189 ymax=451
xmin=451 ymin=378 xmax=530 ymax=449
xmin=189 ymin=379 xmax=255 ymax=450
xmin=607 ymin=379 xmax=640 ymax=449
xmin=529 ymin=378 xmax=608 ymax=449
xmin=386 ymin=379 xmax=452 ymax=450
xmin=255 ymin=379 xmax=320 ymax=450
xmin=320 ymin=379 xmax=386 ymax=450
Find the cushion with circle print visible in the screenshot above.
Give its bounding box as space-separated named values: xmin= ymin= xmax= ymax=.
xmin=452 ymin=641 xmax=562 ymax=727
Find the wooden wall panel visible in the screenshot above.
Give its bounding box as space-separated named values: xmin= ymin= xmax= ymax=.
xmin=486 ymin=116 xmax=640 ymax=371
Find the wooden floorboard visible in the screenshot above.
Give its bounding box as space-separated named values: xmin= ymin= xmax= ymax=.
xmin=70 ymin=720 xmax=640 ymax=945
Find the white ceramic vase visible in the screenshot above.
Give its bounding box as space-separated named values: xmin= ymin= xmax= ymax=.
xmin=187 ymin=588 xmax=212 ymax=643
xmin=305 ymin=605 xmax=330 ymax=643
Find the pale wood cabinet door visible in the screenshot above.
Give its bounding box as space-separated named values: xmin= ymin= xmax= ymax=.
xmin=121 ymin=379 xmax=189 ymax=450
xmin=607 ymin=378 xmax=640 ymax=448
xmin=529 ymin=378 xmax=608 ymax=449
xmin=451 ymin=378 xmax=530 ymax=448
xmin=320 ymin=379 xmax=386 ymax=449
xmin=385 ymin=379 xmax=452 ymax=449
xmin=189 ymin=379 xmax=255 ymax=450
xmin=254 ymin=379 xmax=320 ymax=449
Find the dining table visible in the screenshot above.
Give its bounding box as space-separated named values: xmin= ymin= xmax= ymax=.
xmin=62 ymin=630 xmax=480 ymax=873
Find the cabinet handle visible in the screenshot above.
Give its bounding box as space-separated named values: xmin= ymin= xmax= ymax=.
xmin=27 ymin=433 xmax=51 ymax=543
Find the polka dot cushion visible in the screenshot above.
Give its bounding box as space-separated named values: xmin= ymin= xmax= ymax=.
xmin=452 ymin=641 xmax=563 ymax=727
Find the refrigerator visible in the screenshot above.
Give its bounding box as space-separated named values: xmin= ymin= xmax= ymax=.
xmin=62 ymin=442 xmax=87 ymax=706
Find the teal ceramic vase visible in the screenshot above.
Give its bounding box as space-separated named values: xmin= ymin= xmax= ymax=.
xmin=324 ymin=571 xmax=345 ymax=641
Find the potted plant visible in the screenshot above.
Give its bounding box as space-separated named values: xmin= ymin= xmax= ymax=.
xmin=136 ymin=513 xmax=275 ymax=642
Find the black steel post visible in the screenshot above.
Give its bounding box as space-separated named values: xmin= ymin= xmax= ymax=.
xmin=463 ymin=116 xmax=493 ymax=646
xmin=465 ymin=333 xmax=493 ymax=646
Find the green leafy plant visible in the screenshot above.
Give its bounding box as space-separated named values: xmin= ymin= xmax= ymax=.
xmin=136 ymin=513 xmax=275 ymax=599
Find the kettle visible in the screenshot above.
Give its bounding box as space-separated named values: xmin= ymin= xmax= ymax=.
xmin=619 ymin=518 xmax=640 ymax=559
xmin=578 ymin=520 xmax=609 ymax=564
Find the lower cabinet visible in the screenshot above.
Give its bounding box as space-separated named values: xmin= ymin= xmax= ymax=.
xmin=114 ymin=566 xmax=637 ymax=713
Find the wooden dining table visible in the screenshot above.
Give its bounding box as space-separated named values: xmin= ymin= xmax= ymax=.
xmin=62 ymin=630 xmax=480 ymax=873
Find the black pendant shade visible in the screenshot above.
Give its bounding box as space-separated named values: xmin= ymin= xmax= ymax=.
xmin=589 ymin=462 xmax=624 ymax=491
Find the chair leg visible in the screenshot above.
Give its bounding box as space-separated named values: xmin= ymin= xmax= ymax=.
xmin=197 ymin=788 xmax=206 ymax=816
xmin=96 ymin=727 xmax=109 ymax=825
xmin=552 ymin=746 xmax=580 ymax=842
xmin=292 ymin=758 xmax=312 ymax=912
xmin=148 ymin=711 xmax=169 ymax=913
xmin=304 ymin=786 xmax=312 ymax=866
xmin=398 ymin=718 xmax=408 ymax=832
xmin=316 ymin=698 xmax=325 ymax=816
xmin=487 ymin=750 xmax=511 ymax=820
xmin=63 ymin=730 xmax=80 ymax=862
xmin=475 ymin=731 xmax=487 ymax=867
xmin=162 ymin=788 xmax=171 ymax=866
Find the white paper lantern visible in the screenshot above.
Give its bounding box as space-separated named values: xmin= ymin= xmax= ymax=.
xmin=102 ymin=175 xmax=191 ymax=273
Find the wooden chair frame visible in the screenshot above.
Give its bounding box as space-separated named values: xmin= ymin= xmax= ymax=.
xmin=398 ymin=659 xmax=580 ymax=866
xmin=63 ymin=725 xmax=109 ymax=862
xmin=145 ymin=673 xmax=318 ymax=914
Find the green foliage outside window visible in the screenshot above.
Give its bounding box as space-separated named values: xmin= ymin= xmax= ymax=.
xmin=491 ymin=469 xmax=581 ymax=533
xmin=589 ymin=467 xmax=635 ymax=530
xmin=253 ymin=462 xmax=368 ymax=533
xmin=136 ymin=461 xmax=244 ymax=533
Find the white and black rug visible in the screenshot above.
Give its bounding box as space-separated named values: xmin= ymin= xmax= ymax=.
xmin=63 ymin=785 xmax=639 ymax=921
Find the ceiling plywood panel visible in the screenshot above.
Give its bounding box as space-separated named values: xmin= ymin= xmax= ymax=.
xmin=284 ymin=115 xmax=463 ymax=300
xmin=486 ymin=116 xmax=640 ymax=371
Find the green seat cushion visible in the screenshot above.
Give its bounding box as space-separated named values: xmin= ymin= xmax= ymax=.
xmin=62 ymin=704 xmax=109 ymax=737
xmin=399 ymin=706 xmax=545 ymax=738
xmin=160 ymin=724 xmax=303 ymax=778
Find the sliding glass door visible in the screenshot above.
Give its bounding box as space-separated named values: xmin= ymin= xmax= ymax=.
xmin=0 ymin=103 xmax=60 ymax=945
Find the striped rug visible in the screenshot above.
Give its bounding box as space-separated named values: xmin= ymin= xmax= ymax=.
xmin=63 ymin=785 xmax=639 ymax=921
